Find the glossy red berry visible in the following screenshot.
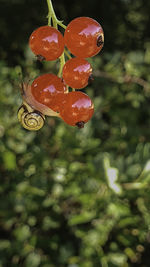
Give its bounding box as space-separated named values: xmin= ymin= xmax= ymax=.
xmin=29 ymin=25 xmax=65 ymax=61
xmin=31 ymin=73 xmax=67 ymax=112
xmin=59 ymin=91 xmax=94 ymax=127
xmin=64 ymin=17 xmax=104 ymax=58
xmin=62 ymin=57 xmax=92 ymax=89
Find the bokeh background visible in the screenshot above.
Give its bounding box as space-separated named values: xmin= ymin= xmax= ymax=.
xmin=0 ymin=0 xmax=150 ymax=266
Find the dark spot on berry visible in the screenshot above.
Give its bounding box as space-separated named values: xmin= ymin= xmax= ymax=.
xmin=88 ymin=74 xmax=94 ymax=85
xmin=97 ymin=35 xmax=104 ymax=47
xmin=37 ymin=55 xmax=45 ymax=62
xmin=76 ymin=121 xmax=85 ymax=128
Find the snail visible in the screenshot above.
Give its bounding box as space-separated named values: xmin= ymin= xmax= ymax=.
xmin=17 ymin=101 xmax=45 ymax=131
xmin=18 ymin=82 xmax=60 ymax=131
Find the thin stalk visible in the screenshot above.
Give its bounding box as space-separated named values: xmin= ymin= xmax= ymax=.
xmin=58 ymin=53 xmax=65 ymax=77
xmin=47 ymin=0 xmax=66 ymax=29
xmin=46 ymin=0 xmax=67 ymax=77
xmin=64 ymin=49 xmax=72 ymax=59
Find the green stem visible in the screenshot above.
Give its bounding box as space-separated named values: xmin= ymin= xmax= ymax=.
xmin=64 ymin=49 xmax=72 ymax=59
xmin=46 ymin=0 xmax=52 ymax=25
xmin=58 ymin=53 xmax=65 ymax=77
xmin=46 ymin=0 xmax=67 ymax=77
xmin=46 ymin=0 xmax=66 ymax=29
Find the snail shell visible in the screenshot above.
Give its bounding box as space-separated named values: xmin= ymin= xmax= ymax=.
xmin=18 ymin=82 xmax=61 ymax=131
xmin=18 ymin=102 xmax=45 ymax=131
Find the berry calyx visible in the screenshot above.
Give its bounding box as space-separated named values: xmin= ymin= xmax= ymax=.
xmin=31 ymin=73 xmax=67 ymax=112
xmin=62 ymin=57 xmax=92 ymax=89
xmin=59 ymin=91 xmax=94 ymax=127
xmin=97 ymin=35 xmax=104 ymax=47
xmin=37 ymin=55 xmax=46 ymax=62
xmin=76 ymin=121 xmax=85 ymax=128
xmin=88 ymin=74 xmax=94 ymax=85
xmin=29 ymin=25 xmax=65 ymax=61
xmin=64 ymin=17 xmax=104 ymax=58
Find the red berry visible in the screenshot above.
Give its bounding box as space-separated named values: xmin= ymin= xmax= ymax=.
xmin=31 ymin=73 xmax=67 ymax=112
xmin=29 ymin=26 xmax=65 ymax=61
xmin=64 ymin=17 xmax=104 ymax=58
xmin=59 ymin=91 xmax=94 ymax=127
xmin=62 ymin=57 xmax=92 ymax=89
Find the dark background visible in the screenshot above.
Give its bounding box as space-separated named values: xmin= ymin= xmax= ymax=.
xmin=1 ymin=0 xmax=150 ymax=64
xmin=0 ymin=0 xmax=150 ymax=266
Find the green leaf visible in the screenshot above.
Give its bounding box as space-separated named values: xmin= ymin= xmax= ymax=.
xmin=69 ymin=211 xmax=95 ymax=226
xmin=2 ymin=150 xmax=16 ymax=170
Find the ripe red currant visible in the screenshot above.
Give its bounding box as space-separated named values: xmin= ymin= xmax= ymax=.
xmin=62 ymin=57 xmax=92 ymax=89
xmin=64 ymin=17 xmax=104 ymax=58
xmin=31 ymin=73 xmax=67 ymax=112
xmin=59 ymin=91 xmax=94 ymax=127
xmin=29 ymin=25 xmax=65 ymax=61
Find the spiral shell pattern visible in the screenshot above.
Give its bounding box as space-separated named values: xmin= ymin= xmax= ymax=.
xmin=17 ymin=104 xmax=45 ymax=131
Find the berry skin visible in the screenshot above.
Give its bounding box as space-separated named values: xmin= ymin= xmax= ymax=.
xmin=29 ymin=25 xmax=65 ymax=61
xmin=64 ymin=17 xmax=104 ymax=58
xmin=31 ymin=73 xmax=67 ymax=112
xmin=62 ymin=57 xmax=92 ymax=89
xmin=59 ymin=91 xmax=94 ymax=127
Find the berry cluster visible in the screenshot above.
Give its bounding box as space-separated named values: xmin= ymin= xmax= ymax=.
xmin=19 ymin=16 xmax=104 ymax=130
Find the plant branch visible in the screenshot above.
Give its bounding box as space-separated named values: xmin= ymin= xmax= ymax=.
xmin=94 ymin=70 xmax=150 ymax=92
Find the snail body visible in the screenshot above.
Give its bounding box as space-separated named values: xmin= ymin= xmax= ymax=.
xmin=18 ymin=82 xmax=60 ymax=131
xmin=20 ymin=83 xmax=60 ymax=117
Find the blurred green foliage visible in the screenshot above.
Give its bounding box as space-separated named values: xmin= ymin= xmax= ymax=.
xmin=0 ymin=0 xmax=150 ymax=266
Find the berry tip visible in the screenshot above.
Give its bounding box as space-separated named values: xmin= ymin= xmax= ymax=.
xmin=97 ymin=35 xmax=104 ymax=47
xmin=76 ymin=121 xmax=85 ymax=128
xmin=37 ymin=55 xmax=46 ymax=62
xmin=88 ymin=74 xmax=94 ymax=85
